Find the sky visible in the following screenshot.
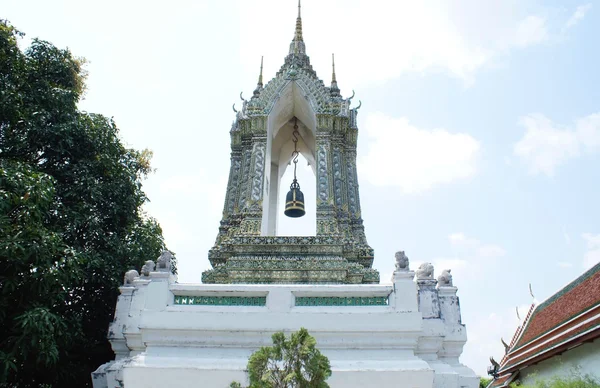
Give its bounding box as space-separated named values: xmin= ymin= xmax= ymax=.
xmin=4 ymin=0 xmax=600 ymax=376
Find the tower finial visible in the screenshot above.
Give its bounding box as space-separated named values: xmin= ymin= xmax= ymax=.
xmin=295 ymin=0 xmax=303 ymax=43
xmin=330 ymin=53 xmax=340 ymax=97
xmin=258 ymin=56 xmax=264 ymax=87
xmin=332 ymin=53 xmax=337 ymax=83
xmin=289 ymin=0 xmax=306 ymax=55
xmin=253 ymin=56 xmax=264 ymax=98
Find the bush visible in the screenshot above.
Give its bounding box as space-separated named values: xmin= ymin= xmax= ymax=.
xmin=231 ymin=328 xmax=331 ymax=388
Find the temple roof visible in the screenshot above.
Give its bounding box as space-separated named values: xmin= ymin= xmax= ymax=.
xmin=237 ymin=0 xmax=357 ymax=121
xmin=488 ymin=261 xmax=600 ymax=387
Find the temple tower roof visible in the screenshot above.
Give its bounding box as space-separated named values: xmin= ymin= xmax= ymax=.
xmin=239 ymin=1 xmax=358 ymax=121
xmin=206 ymin=1 xmax=372 ymax=285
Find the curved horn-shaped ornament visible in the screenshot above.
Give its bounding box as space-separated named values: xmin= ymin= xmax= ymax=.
xmin=501 ymin=338 xmax=509 ymax=352
xmin=240 ymin=92 xmax=245 ymax=101
xmin=355 ymin=100 xmax=362 ymax=110
xmin=348 ymin=89 xmax=355 ymax=101
xmin=232 ymin=103 xmax=238 ymax=113
xmin=490 ymin=356 xmax=500 ymax=368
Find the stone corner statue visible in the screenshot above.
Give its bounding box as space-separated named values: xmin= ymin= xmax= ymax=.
xmin=416 ymin=262 xmax=434 ymax=280
xmin=141 ymin=260 xmax=155 ymax=277
xmin=123 ymin=269 xmax=139 ymax=286
xmin=394 ymin=251 xmax=410 ymax=271
xmin=437 ymin=269 xmax=453 ymax=287
xmin=157 ymin=250 xmax=173 ymax=272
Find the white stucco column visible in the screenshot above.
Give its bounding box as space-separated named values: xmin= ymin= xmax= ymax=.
xmin=107 ymin=286 xmax=135 ymax=360
xmin=391 ymin=270 xmax=418 ymax=312
xmin=438 ymin=285 xmax=478 ymax=388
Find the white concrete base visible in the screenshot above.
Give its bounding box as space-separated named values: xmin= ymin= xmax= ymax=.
xmin=92 ymin=271 xmax=478 ymax=388
xmin=120 ymin=358 xmax=435 ymax=388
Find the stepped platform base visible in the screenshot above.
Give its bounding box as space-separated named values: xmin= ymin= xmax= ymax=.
xmin=92 ymin=272 xmax=478 ymax=388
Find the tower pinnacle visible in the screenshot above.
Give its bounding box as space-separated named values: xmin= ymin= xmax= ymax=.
xmin=253 ymin=56 xmax=264 ymax=98
xmin=332 ymin=53 xmax=337 ymax=83
xmin=258 ymin=56 xmax=264 ymax=86
xmin=330 ymin=53 xmax=340 ymax=96
xmin=289 ymin=0 xmax=306 ymax=55
xmin=295 ymin=0 xmax=303 ymax=41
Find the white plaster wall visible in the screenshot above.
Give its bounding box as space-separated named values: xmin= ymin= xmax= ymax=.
xmin=124 ymin=367 xmax=248 ymax=388
xmin=519 ymin=339 xmax=600 ymax=384
xmin=123 ymin=366 xmax=435 ymax=388
xmin=93 ymin=272 xmax=478 ymax=388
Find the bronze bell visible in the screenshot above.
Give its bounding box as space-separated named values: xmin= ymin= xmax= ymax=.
xmin=284 ymin=179 xmax=305 ymax=218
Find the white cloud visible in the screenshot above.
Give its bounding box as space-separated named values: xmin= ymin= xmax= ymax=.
xmin=431 ymin=258 xmax=469 ymax=279
xmin=159 ymin=172 xmax=228 ymax=215
xmin=514 ymin=112 xmax=600 ymax=176
xmin=566 ymin=4 xmax=593 ymax=29
xmin=449 ymin=232 xmax=506 ymax=258
xmin=563 ymin=226 xmax=572 ymax=245
xmin=359 ymin=113 xmax=480 ymax=193
xmin=583 ymin=233 xmax=600 ymax=269
xmin=238 ymin=1 xmax=553 ymax=86
xmin=514 ymin=15 xmax=548 ymax=47
xmin=410 ymin=234 xmax=503 ymax=286
xmin=143 ymin=171 xmax=228 ymax=282
xmin=557 ymin=261 xmax=573 ymax=268
xmin=576 ymin=113 xmax=600 ymax=148
xmin=411 ymin=258 xmax=468 ymax=281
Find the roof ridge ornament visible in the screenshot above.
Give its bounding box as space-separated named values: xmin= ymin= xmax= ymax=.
xmin=529 ymin=283 xmax=535 ymax=300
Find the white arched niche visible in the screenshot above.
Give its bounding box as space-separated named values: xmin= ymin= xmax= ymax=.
xmin=261 ymin=81 xmax=317 ymax=236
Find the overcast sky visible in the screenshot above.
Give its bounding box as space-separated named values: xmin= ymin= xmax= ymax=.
xmin=5 ymin=0 xmax=599 ymax=376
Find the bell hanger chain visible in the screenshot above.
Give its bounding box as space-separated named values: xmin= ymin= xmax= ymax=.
xmin=291 ymin=117 xmax=300 ymax=189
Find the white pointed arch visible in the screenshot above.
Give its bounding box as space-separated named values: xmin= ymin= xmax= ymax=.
xmin=261 ymin=80 xmax=318 ymax=236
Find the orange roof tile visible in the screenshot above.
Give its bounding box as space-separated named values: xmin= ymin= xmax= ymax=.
xmin=488 ymin=262 xmax=600 ymax=385
xmin=512 ymin=263 xmax=600 ymax=351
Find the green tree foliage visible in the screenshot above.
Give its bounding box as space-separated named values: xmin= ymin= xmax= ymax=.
xmin=0 ymin=21 xmax=171 ymax=387
xmin=231 ymin=328 xmax=332 ymax=388
xmin=481 ymin=377 xmax=493 ymax=388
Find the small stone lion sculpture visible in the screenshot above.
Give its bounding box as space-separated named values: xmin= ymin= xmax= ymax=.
xmin=416 ymin=262 xmax=434 ymax=280
xmin=123 ymin=269 xmax=139 ymax=285
xmin=394 ymin=251 xmax=409 ymax=271
xmin=157 ymin=250 xmax=173 ymax=272
xmin=141 ymin=260 xmax=155 ymax=277
xmin=437 ymin=269 xmax=453 ymax=286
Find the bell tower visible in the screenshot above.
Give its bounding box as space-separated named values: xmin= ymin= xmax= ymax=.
xmin=203 ymin=1 xmax=377 ymax=284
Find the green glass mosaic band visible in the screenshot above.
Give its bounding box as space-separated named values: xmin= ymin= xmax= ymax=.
xmin=295 ymin=296 xmax=388 ymax=307
xmin=173 ymin=295 xmax=266 ymax=306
